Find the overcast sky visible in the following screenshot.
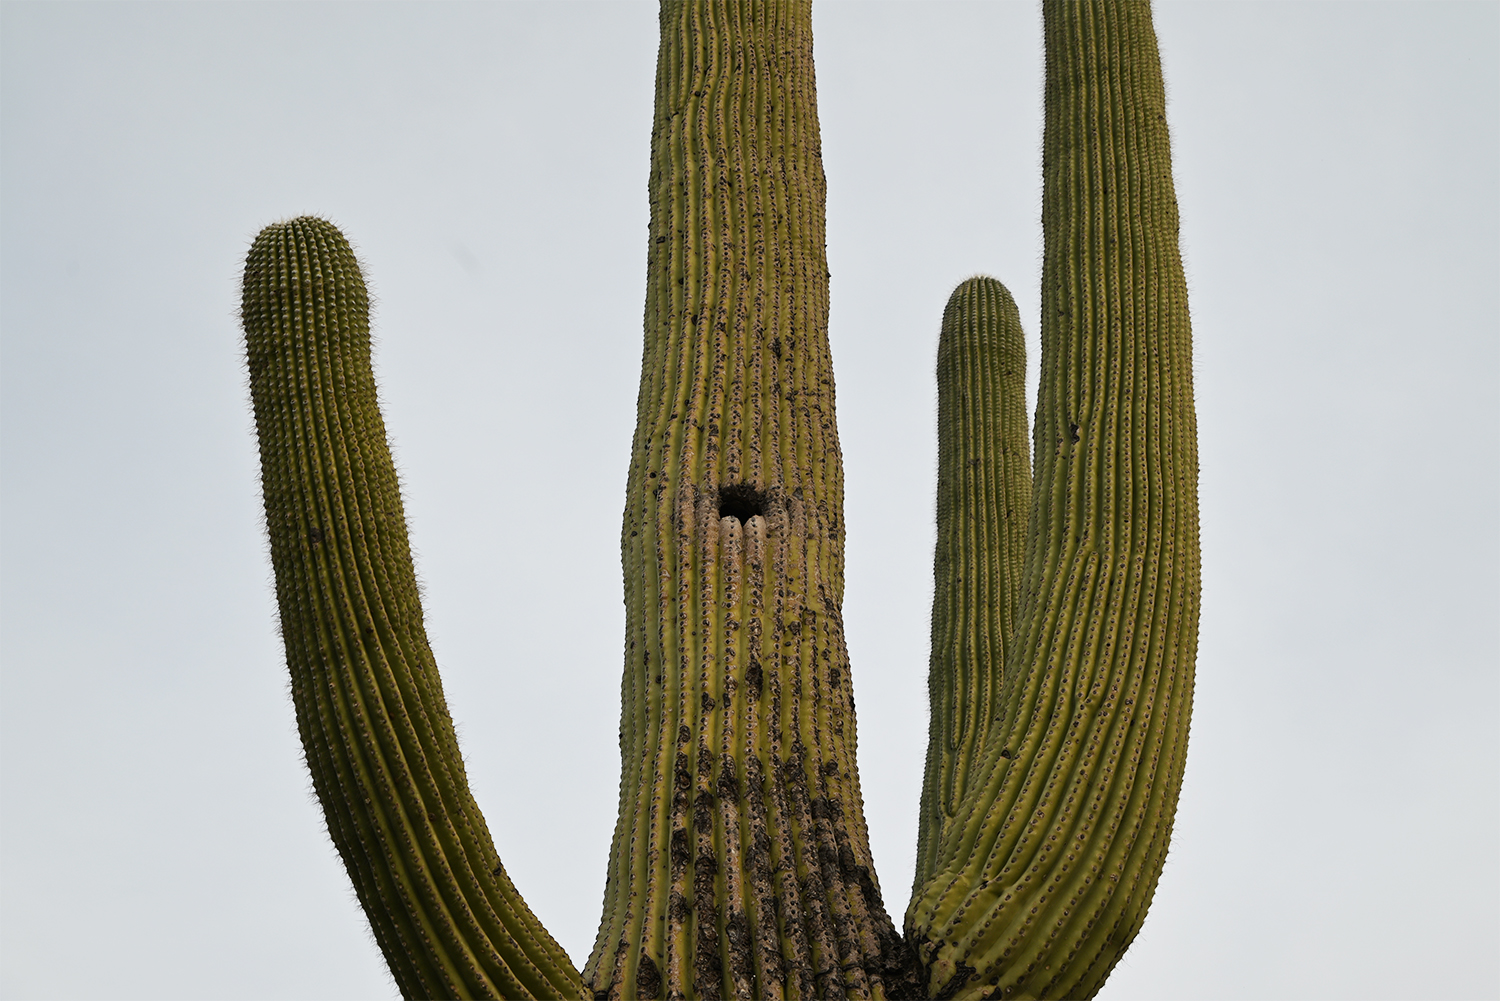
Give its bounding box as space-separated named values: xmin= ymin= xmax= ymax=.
xmin=2 ymin=3 xmax=1496 ymax=999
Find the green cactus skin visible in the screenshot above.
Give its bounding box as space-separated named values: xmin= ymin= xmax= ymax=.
xmin=905 ymin=2 xmax=1200 ymax=998
xmin=583 ymin=3 xmax=919 ymax=999
xmin=914 ymin=278 xmax=1032 ymax=900
xmin=241 ymin=217 xmax=585 ymax=1001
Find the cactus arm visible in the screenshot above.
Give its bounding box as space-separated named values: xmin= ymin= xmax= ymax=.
xmin=914 ymin=278 xmax=1033 ymax=898
xmin=907 ymin=2 xmax=1200 ymax=998
xmin=585 ymin=3 xmax=921 ymax=998
xmin=242 ymin=218 xmax=585 ymax=1001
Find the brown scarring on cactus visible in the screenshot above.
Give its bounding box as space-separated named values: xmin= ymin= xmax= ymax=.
xmin=586 ymin=3 xmax=917 ymax=998
xmin=241 ymin=1 xmax=1197 ymax=998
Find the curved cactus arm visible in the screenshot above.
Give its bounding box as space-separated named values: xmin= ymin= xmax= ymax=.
xmin=585 ymin=3 xmax=920 ymax=999
xmin=915 ymin=278 xmax=1033 ymax=898
xmin=907 ymin=2 xmax=1200 ymax=998
xmin=242 ymin=218 xmax=585 ymax=1001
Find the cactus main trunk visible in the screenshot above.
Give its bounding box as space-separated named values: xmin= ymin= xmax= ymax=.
xmin=906 ymin=2 xmax=1200 ymax=998
xmin=585 ymin=3 xmax=916 ymax=999
xmin=242 ymin=218 xmax=585 ymax=1001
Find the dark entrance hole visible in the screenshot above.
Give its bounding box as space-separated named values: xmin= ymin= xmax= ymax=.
xmin=717 ymin=483 xmax=767 ymax=525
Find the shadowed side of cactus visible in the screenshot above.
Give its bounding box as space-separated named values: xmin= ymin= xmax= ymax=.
xmin=242 ymin=217 xmax=585 ymax=1001
xmin=914 ymin=278 xmax=1032 ymax=899
xmin=906 ymin=2 xmax=1200 ymax=998
xmin=584 ymin=2 xmax=919 ymax=999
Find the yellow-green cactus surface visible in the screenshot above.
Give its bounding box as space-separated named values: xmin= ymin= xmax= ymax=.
xmin=906 ymin=2 xmax=1200 ymax=998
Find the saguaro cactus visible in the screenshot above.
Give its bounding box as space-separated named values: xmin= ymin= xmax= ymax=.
xmin=241 ymin=1 xmax=1196 ymax=999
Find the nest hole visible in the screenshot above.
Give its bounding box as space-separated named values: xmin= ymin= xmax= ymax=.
xmin=717 ymin=483 xmax=766 ymax=525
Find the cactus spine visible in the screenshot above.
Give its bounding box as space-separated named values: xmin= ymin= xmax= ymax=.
xmin=915 ymin=278 xmax=1033 ymax=898
xmin=585 ymin=3 xmax=916 ymax=998
xmin=241 ymin=218 xmax=585 ymax=1001
xmin=241 ymin=1 xmax=1196 ymax=998
xmin=906 ymin=2 xmax=1199 ymax=998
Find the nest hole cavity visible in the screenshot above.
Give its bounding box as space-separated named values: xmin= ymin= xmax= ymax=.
xmin=717 ymin=483 xmax=767 ymax=526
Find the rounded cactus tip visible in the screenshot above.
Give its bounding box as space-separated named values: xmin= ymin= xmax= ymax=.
xmin=246 ymin=215 xmax=357 ymax=264
xmin=242 ymin=216 xmax=366 ymax=289
xmin=253 ymin=213 xmax=343 ymax=240
xmin=240 ymin=215 xmax=370 ymax=360
xmin=948 ymin=273 xmax=1017 ymax=303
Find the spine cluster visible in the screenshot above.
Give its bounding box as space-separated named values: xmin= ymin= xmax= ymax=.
xmin=907 ymin=3 xmax=1200 ymax=998
xmin=586 ymin=3 xmax=916 ymax=998
xmin=242 ymin=218 xmax=584 ymax=1000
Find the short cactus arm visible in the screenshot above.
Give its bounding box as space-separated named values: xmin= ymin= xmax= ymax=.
xmin=915 ymin=278 xmax=1032 ymax=896
xmin=242 ymin=218 xmax=585 ymax=1001
xmin=908 ymin=2 xmax=1200 ymax=998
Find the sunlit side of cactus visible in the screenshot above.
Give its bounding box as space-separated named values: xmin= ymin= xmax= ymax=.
xmin=906 ymin=2 xmax=1200 ymax=998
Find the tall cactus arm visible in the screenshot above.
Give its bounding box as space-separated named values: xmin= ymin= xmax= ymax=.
xmin=241 ymin=218 xmax=585 ymax=1001
xmin=585 ymin=2 xmax=921 ymax=998
xmin=915 ymin=278 xmax=1033 ymax=898
xmin=907 ymin=2 xmax=1200 ymax=998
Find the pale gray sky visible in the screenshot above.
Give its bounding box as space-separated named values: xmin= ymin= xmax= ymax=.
xmin=2 ymin=3 xmax=1496 ymax=999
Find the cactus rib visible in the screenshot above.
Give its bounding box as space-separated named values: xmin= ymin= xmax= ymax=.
xmin=906 ymin=2 xmax=1200 ymax=998
xmin=242 ymin=218 xmax=585 ymax=1001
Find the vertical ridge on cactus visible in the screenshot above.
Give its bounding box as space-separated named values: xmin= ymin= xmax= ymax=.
xmin=905 ymin=2 xmax=1199 ymax=998
xmin=586 ymin=3 xmax=918 ymax=998
xmin=242 ymin=217 xmax=585 ymax=1001
xmin=915 ymin=278 xmax=1032 ymax=899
